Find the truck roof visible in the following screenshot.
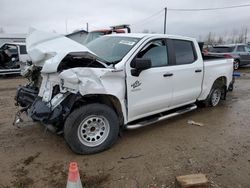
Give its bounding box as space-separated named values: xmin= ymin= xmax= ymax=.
xmin=107 ymin=33 xmax=196 ymax=41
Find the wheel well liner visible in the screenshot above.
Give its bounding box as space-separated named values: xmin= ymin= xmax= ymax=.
xmin=214 ymin=76 xmax=227 ymax=86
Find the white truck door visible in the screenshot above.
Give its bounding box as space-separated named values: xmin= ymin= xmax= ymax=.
xmin=169 ymin=39 xmax=203 ymax=107
xmin=126 ymin=39 xmax=174 ymax=122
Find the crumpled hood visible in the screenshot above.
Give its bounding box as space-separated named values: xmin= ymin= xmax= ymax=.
xmin=26 ymin=29 xmax=92 ymax=73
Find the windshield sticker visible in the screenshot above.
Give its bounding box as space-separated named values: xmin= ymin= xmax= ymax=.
xmin=119 ymin=40 xmax=136 ymax=46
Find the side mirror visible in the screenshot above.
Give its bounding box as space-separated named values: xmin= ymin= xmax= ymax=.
xmin=130 ymin=58 xmax=151 ymax=76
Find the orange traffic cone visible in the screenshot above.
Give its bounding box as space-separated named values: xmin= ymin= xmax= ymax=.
xmin=66 ymin=162 xmax=83 ymax=188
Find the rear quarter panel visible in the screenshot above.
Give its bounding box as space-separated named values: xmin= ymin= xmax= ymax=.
xmin=198 ymin=58 xmax=233 ymax=100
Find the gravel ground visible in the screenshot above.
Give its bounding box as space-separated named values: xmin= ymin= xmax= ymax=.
xmin=0 ymin=68 xmax=250 ymax=188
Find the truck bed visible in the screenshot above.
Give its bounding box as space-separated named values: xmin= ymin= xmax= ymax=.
xmin=202 ymin=55 xmax=227 ymax=61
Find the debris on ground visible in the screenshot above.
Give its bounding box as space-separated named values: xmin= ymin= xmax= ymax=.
xmin=23 ymin=152 xmax=41 ymax=166
xmin=121 ymin=154 xmax=143 ymax=160
xmin=175 ymin=174 xmax=208 ymax=188
xmin=187 ymin=120 xmax=204 ymax=127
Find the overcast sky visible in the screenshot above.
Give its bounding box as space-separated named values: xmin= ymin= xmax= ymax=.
xmin=1 ymin=0 xmax=250 ymax=39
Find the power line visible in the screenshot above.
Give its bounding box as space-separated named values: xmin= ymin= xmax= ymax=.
xmin=127 ymin=3 xmax=250 ymax=32
xmin=168 ymin=3 xmax=250 ymax=11
xmin=131 ymin=9 xmax=164 ymax=26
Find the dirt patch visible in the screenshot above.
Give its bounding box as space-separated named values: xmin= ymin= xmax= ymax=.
xmin=23 ymin=152 xmax=41 ymax=166
xmin=80 ymin=172 xmax=110 ymax=188
xmin=12 ymin=166 xmax=34 ymax=188
xmin=45 ymin=163 xmax=67 ymax=188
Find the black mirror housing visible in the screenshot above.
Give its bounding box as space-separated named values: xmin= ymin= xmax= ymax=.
xmin=131 ymin=58 xmax=151 ymax=76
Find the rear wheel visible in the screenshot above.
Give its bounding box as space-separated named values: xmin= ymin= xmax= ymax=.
xmin=210 ymin=88 xmax=222 ymax=106
xmin=234 ymin=60 xmax=240 ymax=70
xmin=64 ymin=103 xmax=119 ymax=154
xmin=204 ymin=85 xmax=223 ymax=107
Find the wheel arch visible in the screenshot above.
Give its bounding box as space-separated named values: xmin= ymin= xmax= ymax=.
xmin=209 ymin=76 xmax=227 ymax=100
xmin=71 ymin=94 xmax=125 ymax=127
xmin=213 ymin=76 xmax=227 ymax=86
xmin=198 ymin=75 xmax=228 ymax=102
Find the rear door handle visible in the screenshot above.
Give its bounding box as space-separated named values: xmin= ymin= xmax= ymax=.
xmin=195 ymin=69 xmax=202 ymax=73
xmin=163 ymin=73 xmax=173 ymax=77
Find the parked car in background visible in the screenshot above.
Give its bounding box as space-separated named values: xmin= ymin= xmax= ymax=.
xmin=0 ymin=42 xmax=30 ymax=75
xmin=207 ymin=43 xmax=250 ymax=69
xmin=247 ymin=42 xmax=250 ymax=50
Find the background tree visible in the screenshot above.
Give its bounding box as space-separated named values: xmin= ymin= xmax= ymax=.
xmin=0 ymin=27 xmax=4 ymax=33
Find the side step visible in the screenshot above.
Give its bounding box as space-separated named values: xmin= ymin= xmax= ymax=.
xmin=126 ymin=104 xmax=197 ymax=130
xmin=0 ymin=69 xmax=21 ymax=75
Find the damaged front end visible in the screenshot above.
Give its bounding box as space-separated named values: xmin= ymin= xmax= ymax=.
xmin=13 ymin=29 xmax=120 ymax=133
xmin=14 ymin=65 xmax=81 ymax=132
xmin=13 ymin=29 xmax=95 ymax=131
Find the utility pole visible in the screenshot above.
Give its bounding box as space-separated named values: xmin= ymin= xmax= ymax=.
xmin=164 ymin=7 xmax=167 ymax=34
xmin=86 ymin=22 xmax=89 ymax=32
xmin=245 ymin=27 xmax=248 ymax=43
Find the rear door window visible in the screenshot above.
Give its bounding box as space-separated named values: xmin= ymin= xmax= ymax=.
xmin=172 ymin=40 xmax=197 ymax=65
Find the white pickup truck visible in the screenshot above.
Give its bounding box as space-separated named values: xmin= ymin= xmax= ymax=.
xmin=15 ymin=30 xmax=234 ymax=154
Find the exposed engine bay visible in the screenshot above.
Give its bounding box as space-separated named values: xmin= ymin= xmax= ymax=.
xmin=14 ymin=53 xmax=119 ymax=132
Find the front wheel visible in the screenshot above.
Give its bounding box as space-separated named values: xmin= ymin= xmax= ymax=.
xmin=64 ymin=103 xmax=119 ymax=154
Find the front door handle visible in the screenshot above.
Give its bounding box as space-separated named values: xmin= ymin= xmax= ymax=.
xmin=195 ymin=69 xmax=202 ymax=73
xmin=163 ymin=73 xmax=173 ymax=77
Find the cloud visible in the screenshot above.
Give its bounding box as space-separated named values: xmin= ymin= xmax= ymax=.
xmin=1 ymin=0 xmax=250 ymax=40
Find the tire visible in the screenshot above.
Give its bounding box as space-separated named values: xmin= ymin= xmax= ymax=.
xmin=228 ymin=82 xmax=234 ymax=92
xmin=64 ymin=103 xmax=119 ymax=154
xmin=234 ymin=60 xmax=240 ymax=70
xmin=204 ymin=85 xmax=222 ymax=107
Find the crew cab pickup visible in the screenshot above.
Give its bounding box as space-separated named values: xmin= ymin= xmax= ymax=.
xmin=15 ymin=30 xmax=234 ymax=154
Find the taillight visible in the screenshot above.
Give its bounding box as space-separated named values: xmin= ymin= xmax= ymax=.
xmin=223 ymin=54 xmax=233 ymax=58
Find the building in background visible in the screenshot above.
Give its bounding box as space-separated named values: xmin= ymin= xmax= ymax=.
xmin=66 ymin=29 xmax=88 ymax=45
xmin=0 ymin=33 xmax=26 ymax=47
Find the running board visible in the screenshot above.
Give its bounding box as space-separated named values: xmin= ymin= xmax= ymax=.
xmin=0 ymin=69 xmax=21 ymax=75
xmin=126 ymin=104 xmax=197 ymax=130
